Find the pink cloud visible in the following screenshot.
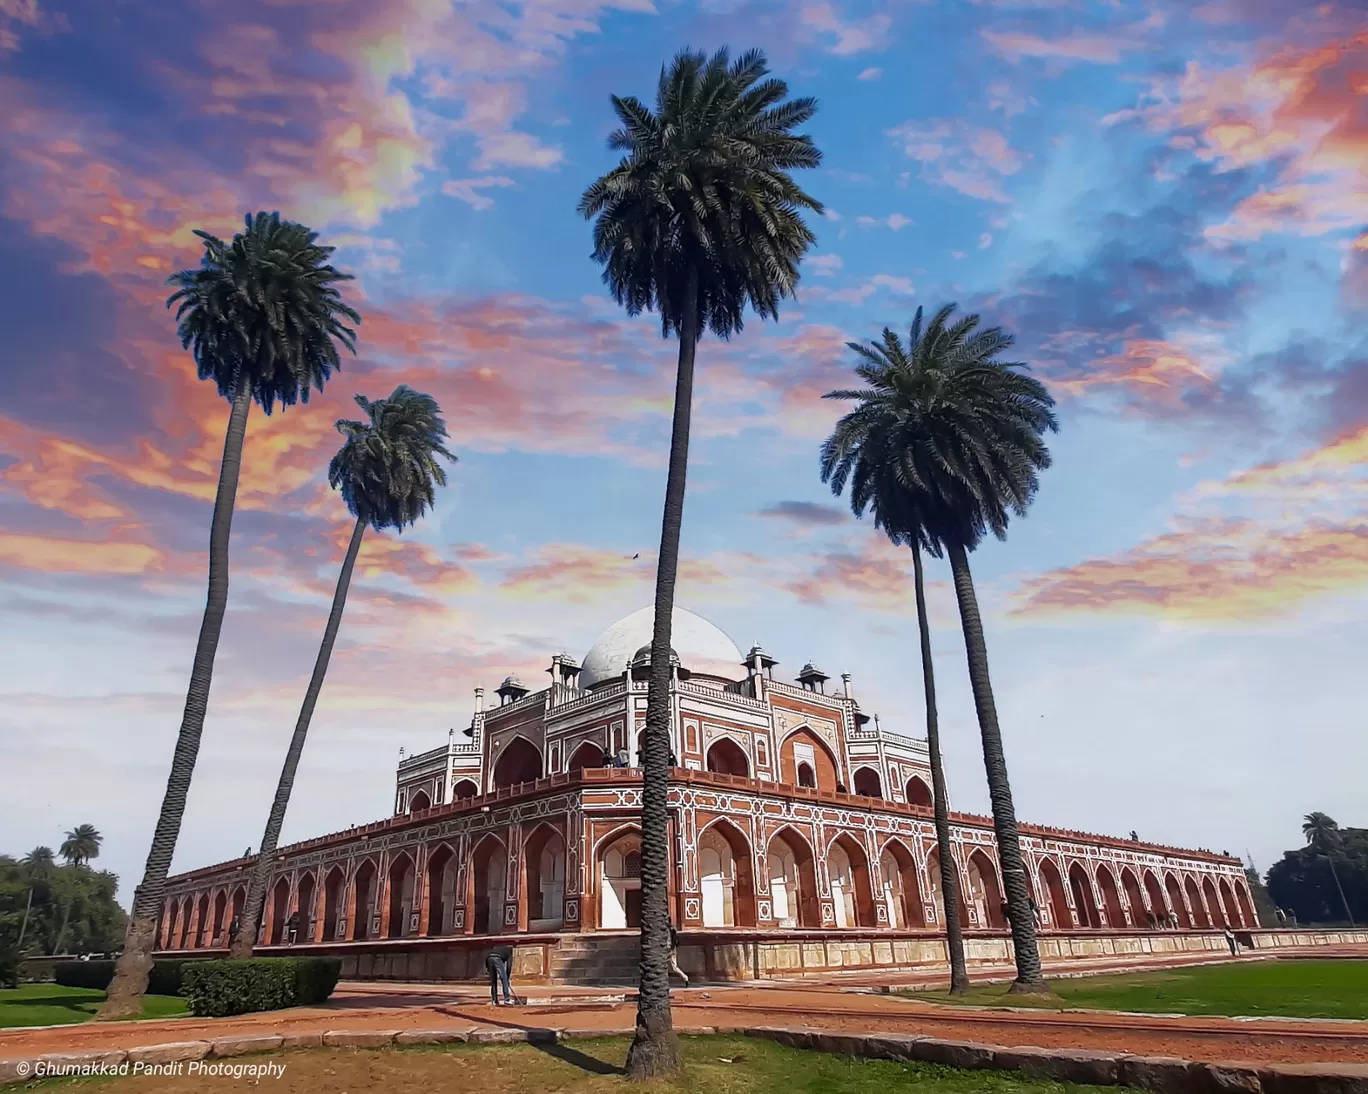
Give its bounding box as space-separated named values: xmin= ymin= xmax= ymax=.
xmin=886 ymin=119 xmax=1025 ymax=203
xmin=799 ymin=2 xmax=892 ymax=56
xmin=982 ymin=28 xmax=1139 ymax=64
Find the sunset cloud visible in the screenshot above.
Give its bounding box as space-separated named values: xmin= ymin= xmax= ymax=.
xmin=887 ymin=119 xmax=1025 ymax=203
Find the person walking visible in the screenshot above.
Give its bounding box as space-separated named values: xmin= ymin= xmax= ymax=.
xmin=485 ymin=943 xmax=515 ymax=1006
xmin=1223 ymin=927 xmax=1237 ymax=956
xmin=668 ymin=921 xmax=688 ymax=985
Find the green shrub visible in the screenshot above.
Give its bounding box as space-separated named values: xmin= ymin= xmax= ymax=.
xmin=53 ymin=960 xmax=115 ymax=991
xmin=183 ymin=958 xmax=341 ymax=1017
xmin=53 ymin=959 xmax=187 ymax=996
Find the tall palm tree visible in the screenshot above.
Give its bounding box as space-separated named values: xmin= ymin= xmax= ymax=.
xmin=17 ymin=847 xmax=55 ymax=951
xmin=821 ymin=306 xmax=1058 ymax=993
xmin=820 ymin=410 xmax=971 ymax=995
xmin=54 ymin=826 xmax=102 ymax=954
xmin=578 ymin=47 xmax=822 ymax=1076
xmin=231 ymin=386 xmax=454 ymax=957
xmin=100 ymin=213 xmax=360 ymax=1019
xmin=60 ymin=825 xmax=102 ymax=867
xmin=1303 ymin=813 xmax=1355 ymax=926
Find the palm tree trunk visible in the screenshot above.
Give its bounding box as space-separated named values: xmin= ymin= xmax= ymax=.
xmin=99 ymin=383 xmax=253 ymax=1019
xmin=17 ymin=888 xmax=33 ymax=951
xmin=53 ymin=889 xmax=73 ymax=957
xmin=232 ymin=516 xmax=368 ymax=958
xmin=1326 ymin=856 xmax=1356 ymax=927
xmin=912 ymin=547 xmax=970 ymax=994
xmin=945 ymin=540 xmax=1047 ymax=993
xmin=625 ymin=273 xmax=698 ymax=1081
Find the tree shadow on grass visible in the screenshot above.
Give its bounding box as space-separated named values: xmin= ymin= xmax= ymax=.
xmin=446 ymin=1010 xmax=625 ymax=1076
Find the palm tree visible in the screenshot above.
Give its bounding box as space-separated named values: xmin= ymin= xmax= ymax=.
xmin=60 ymin=826 xmax=102 ymax=867
xmin=17 ymin=847 xmax=55 ymax=951
xmin=821 ymin=306 xmax=1058 ymax=993
xmin=1303 ymin=812 xmax=1355 ymax=926
xmin=578 ymin=47 xmax=822 ymax=1076
xmin=99 ymin=213 xmax=360 ymax=1019
xmin=231 ymin=386 xmax=454 ymax=957
xmin=54 ymin=826 xmax=102 ymax=954
xmin=820 ymin=408 xmax=970 ymax=995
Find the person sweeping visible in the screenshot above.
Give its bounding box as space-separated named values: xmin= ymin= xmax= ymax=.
xmin=485 ymin=943 xmax=515 ymax=1006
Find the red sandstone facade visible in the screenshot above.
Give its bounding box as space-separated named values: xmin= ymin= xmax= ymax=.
xmin=154 ymin=607 xmax=1258 ymax=980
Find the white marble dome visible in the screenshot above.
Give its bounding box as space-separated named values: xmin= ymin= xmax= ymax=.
xmin=578 ymin=606 xmax=744 ymax=689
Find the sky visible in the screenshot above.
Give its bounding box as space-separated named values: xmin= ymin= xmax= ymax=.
xmin=2 ymin=0 xmax=1366 ymax=905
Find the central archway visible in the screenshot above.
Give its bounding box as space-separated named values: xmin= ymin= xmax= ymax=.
xmin=905 ymin=776 xmax=933 ymax=807
xmin=491 ymin=737 xmax=542 ymax=790
xmin=705 ymin=738 xmax=750 ymax=777
xmin=767 ymin=828 xmax=819 ymax=928
xmin=852 ymin=767 xmax=883 ymax=798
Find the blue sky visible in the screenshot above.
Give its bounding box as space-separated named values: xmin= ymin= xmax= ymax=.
xmin=1 ymin=0 xmax=1366 ymax=899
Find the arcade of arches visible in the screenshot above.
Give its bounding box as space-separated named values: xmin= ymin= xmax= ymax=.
xmin=155 ymin=810 xmax=1260 ymax=952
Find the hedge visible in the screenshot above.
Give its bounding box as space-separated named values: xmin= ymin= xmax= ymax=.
xmin=182 ymin=958 xmax=341 ymax=1017
xmin=53 ymin=959 xmax=187 ymax=996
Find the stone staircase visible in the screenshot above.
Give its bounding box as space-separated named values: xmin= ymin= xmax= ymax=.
xmin=548 ymin=933 xmax=642 ymax=985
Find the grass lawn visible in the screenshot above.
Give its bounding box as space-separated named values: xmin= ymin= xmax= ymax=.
xmin=0 ymin=984 xmax=188 ymax=1028
xmin=75 ymin=1034 xmax=1114 ymax=1093
xmin=905 ymin=959 xmax=1368 ymax=1020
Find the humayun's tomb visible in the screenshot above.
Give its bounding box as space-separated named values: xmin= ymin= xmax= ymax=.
xmin=154 ymin=607 xmax=1358 ymax=983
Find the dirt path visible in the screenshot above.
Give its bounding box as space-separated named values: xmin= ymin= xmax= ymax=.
xmin=4 ymin=949 xmax=1367 ymax=1068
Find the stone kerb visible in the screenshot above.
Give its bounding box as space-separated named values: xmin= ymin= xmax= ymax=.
xmin=743 ymin=1027 xmax=1368 ymax=1094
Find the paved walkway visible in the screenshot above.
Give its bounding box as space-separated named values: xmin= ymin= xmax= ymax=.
xmin=3 ymin=946 xmax=1366 ymax=1068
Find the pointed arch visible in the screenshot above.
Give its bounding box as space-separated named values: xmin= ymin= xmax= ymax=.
xmin=451 ymin=779 xmax=479 ymax=800
xmin=408 ymin=790 xmax=431 ymax=813
xmin=1218 ymin=877 xmax=1240 ymax=928
xmin=1234 ymin=878 xmax=1256 ymax=928
xmin=566 ymin=740 xmax=606 ymax=774
xmin=1038 ymin=857 xmax=1071 ymax=929
xmin=1068 ymin=861 xmax=1100 ymax=928
xmin=386 ymin=852 xmax=416 ymax=938
xmin=523 ymin=823 xmax=567 ymax=930
xmin=705 ymin=737 xmax=750 ymax=777
xmin=879 ymin=837 xmax=925 ymax=928
xmin=267 ymin=877 xmax=291 ymax=945
xmin=698 ymin=817 xmax=757 ymax=927
xmin=468 ymin=833 xmax=507 ymax=935
xmin=599 ymin=826 xmax=643 ymax=930
xmin=904 ymin=775 xmax=933 ymax=807
xmin=766 ymin=826 xmax=820 ymax=928
xmin=778 ymin=727 xmax=840 ymax=792
xmin=192 ymin=893 xmax=210 ymax=948
xmin=1201 ymin=877 xmax=1224 ymax=927
xmin=1096 ymin=865 xmax=1126 ymax=929
xmin=1120 ymin=867 xmax=1148 ymax=927
xmin=967 ymin=849 xmax=1007 ymax=929
xmin=350 ymin=858 xmax=379 ymax=940
xmin=491 ymin=735 xmax=543 ymax=791
xmin=322 ymin=866 xmax=345 ymax=941
xmin=852 ymin=766 xmax=883 ymax=798
xmin=296 ymin=872 xmax=317 ymax=942
xmin=1185 ymin=875 xmax=1211 ymax=928
xmin=211 ymin=889 xmax=228 ymax=946
xmin=1143 ymin=870 xmax=1169 ymax=926
xmin=927 ymin=844 xmax=972 ymax=928
xmin=423 ymin=843 xmax=458 ymax=936
xmin=1165 ymin=872 xmax=1192 ymax=929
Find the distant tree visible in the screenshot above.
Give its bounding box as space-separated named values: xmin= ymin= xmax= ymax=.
xmin=101 ymin=213 xmax=360 ymax=1020
xmin=17 ymin=847 xmax=54 ymax=951
xmin=579 ymin=47 xmax=823 ymax=1076
xmin=1243 ymin=865 xmax=1279 ymax=925
xmin=54 ymin=826 xmax=102 ymax=954
xmin=1266 ymin=816 xmax=1366 ymax=926
xmin=231 ymin=386 xmax=454 ymax=958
